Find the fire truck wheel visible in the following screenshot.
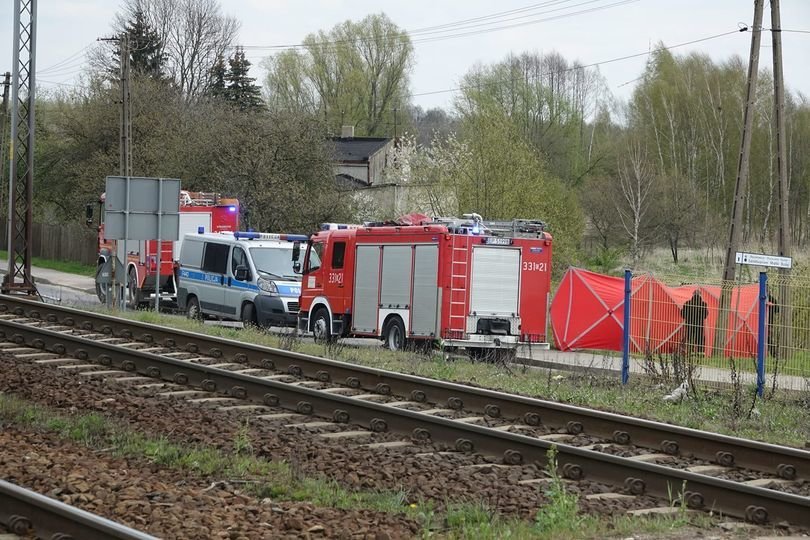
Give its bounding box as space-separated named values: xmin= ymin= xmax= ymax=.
xmin=186 ymin=296 xmax=203 ymax=321
xmin=383 ymin=317 xmax=406 ymax=352
xmin=311 ymin=309 xmax=333 ymax=342
xmin=127 ymin=268 xmax=143 ymax=308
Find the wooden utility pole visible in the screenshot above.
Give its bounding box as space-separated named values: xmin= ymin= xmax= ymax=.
xmin=771 ymin=0 xmax=792 ymax=357
xmin=717 ymin=0 xmax=764 ymax=352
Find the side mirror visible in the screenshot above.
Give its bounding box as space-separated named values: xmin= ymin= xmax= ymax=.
xmin=293 ymin=261 xmax=302 ymax=274
xmin=292 ymin=241 xmax=301 ymax=262
xmin=85 ymin=203 xmax=94 ymax=226
xmin=235 ymin=265 xmax=249 ymax=281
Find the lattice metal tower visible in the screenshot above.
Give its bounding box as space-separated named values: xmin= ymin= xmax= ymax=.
xmin=3 ymin=0 xmax=38 ymax=295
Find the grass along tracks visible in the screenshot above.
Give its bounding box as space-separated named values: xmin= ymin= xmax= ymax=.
xmin=0 ymin=296 xmax=809 ymax=531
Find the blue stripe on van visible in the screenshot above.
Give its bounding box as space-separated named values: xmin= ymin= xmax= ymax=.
xmin=230 ymin=279 xmax=260 ymax=292
xmin=277 ymin=284 xmax=301 ymax=296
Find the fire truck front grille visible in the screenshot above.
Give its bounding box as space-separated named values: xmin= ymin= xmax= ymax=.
xmin=287 ymin=302 xmax=299 ymax=313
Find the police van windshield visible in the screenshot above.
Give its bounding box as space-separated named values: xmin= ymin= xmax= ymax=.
xmin=249 ymin=247 xmax=300 ymax=281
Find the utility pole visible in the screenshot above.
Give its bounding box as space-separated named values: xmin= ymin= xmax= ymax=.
xmin=3 ymin=0 xmax=38 ymax=296
xmin=1 ymin=72 xmax=10 ymax=220
xmin=393 ymin=107 xmax=398 ymax=140
xmin=121 ymin=33 xmax=132 ymax=179
xmin=118 ymin=32 xmax=131 ymax=309
xmin=99 ymin=32 xmax=131 ymax=308
xmin=1 ymin=72 xmax=9 ymax=111
xmin=716 ymin=0 xmax=764 ymax=351
xmin=771 ymin=0 xmax=792 ymax=358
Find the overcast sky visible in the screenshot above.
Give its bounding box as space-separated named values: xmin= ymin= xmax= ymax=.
xmin=1 ymin=0 xmax=808 ymax=110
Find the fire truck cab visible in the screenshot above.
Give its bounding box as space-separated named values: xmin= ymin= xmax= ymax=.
xmin=92 ymin=190 xmax=239 ymax=307
xmin=297 ymin=214 xmax=552 ymax=357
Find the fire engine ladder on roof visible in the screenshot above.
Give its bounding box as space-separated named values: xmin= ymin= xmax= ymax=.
xmin=448 ymin=234 xmax=470 ymax=336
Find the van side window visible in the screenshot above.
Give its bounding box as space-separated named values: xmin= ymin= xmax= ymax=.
xmin=202 ymin=242 xmax=229 ymax=274
xmin=180 ymin=240 xmax=204 ymax=268
xmin=305 ymin=242 xmax=323 ymax=274
xmin=231 ymin=247 xmax=250 ymax=280
xmin=331 ymin=242 xmax=346 ymax=269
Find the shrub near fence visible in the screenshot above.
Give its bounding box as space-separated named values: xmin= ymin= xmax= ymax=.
xmin=0 ymin=218 xmax=97 ymax=266
xmin=628 ymin=270 xmax=810 ymax=393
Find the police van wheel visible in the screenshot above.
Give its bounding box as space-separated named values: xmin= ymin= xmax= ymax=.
xmin=187 ymin=296 xmax=202 ymax=321
xmin=312 ymin=309 xmax=332 ymax=342
xmin=384 ymin=317 xmax=406 ymax=352
xmin=242 ymin=302 xmax=257 ymax=327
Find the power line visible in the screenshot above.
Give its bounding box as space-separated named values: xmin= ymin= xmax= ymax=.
xmin=240 ymin=0 xmax=639 ymax=51
xmin=37 ymin=44 xmax=92 ymax=74
xmin=406 ymin=28 xmax=741 ymax=98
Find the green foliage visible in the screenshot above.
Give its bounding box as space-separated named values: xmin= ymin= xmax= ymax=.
xmin=588 ymin=246 xmax=625 ymax=275
xmin=123 ymin=8 xmax=167 ymax=79
xmin=224 ymin=47 xmax=264 ymax=111
xmin=455 ymin=52 xmax=613 ymax=187
xmin=535 ymin=446 xmax=581 ymax=533
xmin=34 ymin=73 xmax=353 ymax=230
xmin=233 ymin=419 xmax=254 ymax=456
xmin=264 ymin=13 xmax=413 ymax=136
xmin=458 ymin=106 xmax=585 ymax=271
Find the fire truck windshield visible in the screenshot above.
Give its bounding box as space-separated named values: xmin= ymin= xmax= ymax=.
xmin=249 ymin=247 xmax=300 ymax=280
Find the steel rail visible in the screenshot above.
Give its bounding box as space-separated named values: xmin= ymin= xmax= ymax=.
xmin=1 ymin=318 xmax=809 ymax=527
xmin=0 ymin=294 xmax=807 ymax=483
xmin=0 ymin=479 xmax=158 ymax=540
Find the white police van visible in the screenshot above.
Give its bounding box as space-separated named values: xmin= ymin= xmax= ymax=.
xmin=177 ymin=230 xmax=307 ymax=327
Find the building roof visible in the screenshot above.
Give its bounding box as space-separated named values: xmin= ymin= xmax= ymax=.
xmin=331 ymin=137 xmax=392 ymax=162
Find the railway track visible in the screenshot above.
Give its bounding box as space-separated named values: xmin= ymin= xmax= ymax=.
xmin=0 ymin=478 xmax=157 ymax=540
xmin=0 ymin=294 xmax=809 ymax=528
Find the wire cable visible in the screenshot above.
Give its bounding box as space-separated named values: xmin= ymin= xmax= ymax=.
xmin=406 ymin=28 xmax=741 ymax=98
xmin=240 ymin=0 xmax=639 ymax=51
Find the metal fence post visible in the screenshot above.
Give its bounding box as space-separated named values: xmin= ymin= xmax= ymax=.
xmin=622 ymin=269 xmax=631 ymax=384
xmin=756 ymin=271 xmax=767 ymax=397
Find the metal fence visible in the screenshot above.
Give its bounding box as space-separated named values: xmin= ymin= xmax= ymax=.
xmin=621 ymin=269 xmax=810 ymax=394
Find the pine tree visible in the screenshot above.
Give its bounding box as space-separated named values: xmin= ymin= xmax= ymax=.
xmin=209 ymin=54 xmax=227 ymax=99
xmin=225 ymin=47 xmax=264 ymax=111
xmin=124 ymin=9 xmax=166 ymax=78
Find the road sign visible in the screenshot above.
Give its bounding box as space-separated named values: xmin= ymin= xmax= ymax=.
xmin=735 ymin=252 xmax=793 ymax=269
xmin=104 ymin=176 xmax=181 ymax=241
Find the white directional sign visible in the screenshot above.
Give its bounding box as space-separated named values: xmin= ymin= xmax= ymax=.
xmin=735 ymin=252 xmax=793 ymax=269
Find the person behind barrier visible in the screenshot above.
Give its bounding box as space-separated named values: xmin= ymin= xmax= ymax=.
xmin=681 ymin=290 xmax=708 ymax=353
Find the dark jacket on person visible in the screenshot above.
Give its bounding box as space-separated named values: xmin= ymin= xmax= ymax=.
xmin=681 ymin=291 xmax=708 ymax=350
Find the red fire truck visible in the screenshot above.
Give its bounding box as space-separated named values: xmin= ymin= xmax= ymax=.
xmin=92 ymin=191 xmax=239 ymax=306
xmin=297 ymin=213 xmax=552 ymax=358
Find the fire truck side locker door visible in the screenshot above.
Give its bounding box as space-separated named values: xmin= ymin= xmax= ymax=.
xmin=352 ymin=245 xmax=381 ymax=333
xmin=411 ymin=245 xmax=439 ymax=337
xmin=378 ymin=245 xmax=413 ymax=333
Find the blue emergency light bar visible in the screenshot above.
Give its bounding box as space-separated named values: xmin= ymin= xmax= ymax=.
xmin=232 ymin=231 xmax=308 ymax=242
